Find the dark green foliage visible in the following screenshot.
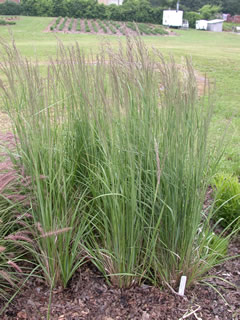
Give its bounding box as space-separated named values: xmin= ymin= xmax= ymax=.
xmin=0 ymin=1 xmax=21 ymax=15
xmin=19 ymin=0 xmax=164 ymax=24
xmin=222 ymin=0 xmax=240 ymax=15
xmin=5 ymin=0 xmax=240 ymax=21
xmin=199 ymin=4 xmax=222 ymax=20
xmin=151 ymin=0 xmax=240 ymax=15
xmin=184 ymin=11 xmax=200 ymax=28
xmin=52 ymin=0 xmax=68 ymax=17
xmin=21 ymin=0 xmax=53 ymax=17
xmin=213 ymin=174 xmax=240 ymax=229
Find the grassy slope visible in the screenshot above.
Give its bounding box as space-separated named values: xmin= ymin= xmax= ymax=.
xmin=0 ymin=16 xmax=240 ymax=174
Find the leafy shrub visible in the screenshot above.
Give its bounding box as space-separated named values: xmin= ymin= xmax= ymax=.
xmin=0 ymin=1 xmax=21 ymax=16
xmin=19 ymin=0 xmax=165 ymax=24
xmin=213 ymin=174 xmax=240 ymax=229
xmin=199 ymin=4 xmax=222 ymax=20
xmin=184 ymin=11 xmax=200 ymax=29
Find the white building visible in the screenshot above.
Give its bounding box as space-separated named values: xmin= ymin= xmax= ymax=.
xmin=207 ymin=19 xmax=224 ymax=32
xmin=196 ymin=19 xmax=224 ymax=32
xmin=162 ymin=10 xmax=183 ymax=28
xmin=196 ymin=20 xmax=208 ymax=30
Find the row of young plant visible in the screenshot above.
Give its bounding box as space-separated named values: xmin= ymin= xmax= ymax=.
xmin=0 ymin=37 xmax=239 ymax=308
xmin=51 ymin=17 xmax=167 ymax=36
xmin=127 ymin=21 xmax=167 ymax=35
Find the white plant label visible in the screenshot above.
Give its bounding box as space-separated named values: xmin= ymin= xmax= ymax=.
xmin=178 ymin=275 xmax=187 ymax=296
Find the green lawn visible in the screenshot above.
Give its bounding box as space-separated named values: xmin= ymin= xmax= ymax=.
xmin=0 ymin=16 xmax=240 ymax=174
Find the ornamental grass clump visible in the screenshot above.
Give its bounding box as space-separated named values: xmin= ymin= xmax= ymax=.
xmin=0 ymin=36 xmax=228 ymax=290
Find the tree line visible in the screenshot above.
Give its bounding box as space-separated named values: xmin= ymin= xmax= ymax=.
xmin=150 ymin=0 xmax=240 ymax=15
xmin=0 ymin=0 xmax=164 ymax=24
xmin=0 ymin=0 xmax=239 ymax=24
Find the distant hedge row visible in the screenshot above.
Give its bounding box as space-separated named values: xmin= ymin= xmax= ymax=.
xmin=0 ymin=0 xmax=165 ymax=24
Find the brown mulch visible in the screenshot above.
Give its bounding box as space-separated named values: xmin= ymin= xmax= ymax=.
xmin=0 ymin=238 xmax=239 ymax=320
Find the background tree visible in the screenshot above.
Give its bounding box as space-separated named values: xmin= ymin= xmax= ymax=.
xmin=52 ymin=0 xmax=68 ymax=17
xmin=222 ymin=0 xmax=240 ymax=15
xmin=199 ymin=4 xmax=222 ymax=20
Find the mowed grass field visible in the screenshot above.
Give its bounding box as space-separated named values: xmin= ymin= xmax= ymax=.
xmin=0 ymin=16 xmax=240 ymax=174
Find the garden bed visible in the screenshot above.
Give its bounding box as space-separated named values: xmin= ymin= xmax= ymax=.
xmin=46 ymin=17 xmax=170 ymax=36
xmin=1 ymin=239 xmax=239 ymax=319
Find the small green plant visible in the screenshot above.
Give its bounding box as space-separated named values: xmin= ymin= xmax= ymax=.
xmin=126 ymin=21 xmax=137 ymax=31
xmin=153 ymin=27 xmax=168 ymax=35
xmin=58 ymin=17 xmax=68 ymax=31
xmin=76 ymin=18 xmax=81 ymax=31
xmin=91 ymin=20 xmax=98 ymax=33
xmin=137 ymin=23 xmax=152 ymax=35
xmin=109 ymin=24 xmax=117 ymax=34
xmin=50 ymin=16 xmax=62 ymax=31
xmin=84 ymin=19 xmax=90 ymax=32
xmin=212 ymin=174 xmax=240 ymax=229
xmin=97 ymin=19 xmax=108 ymax=33
xmin=68 ymin=18 xmax=74 ymax=31
xmin=111 ymin=21 xmax=121 ymax=29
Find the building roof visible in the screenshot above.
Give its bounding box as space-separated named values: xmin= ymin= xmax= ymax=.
xmin=207 ymin=19 xmax=224 ymax=24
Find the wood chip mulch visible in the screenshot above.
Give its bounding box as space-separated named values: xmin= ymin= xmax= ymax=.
xmin=1 ymin=238 xmax=239 ymax=320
